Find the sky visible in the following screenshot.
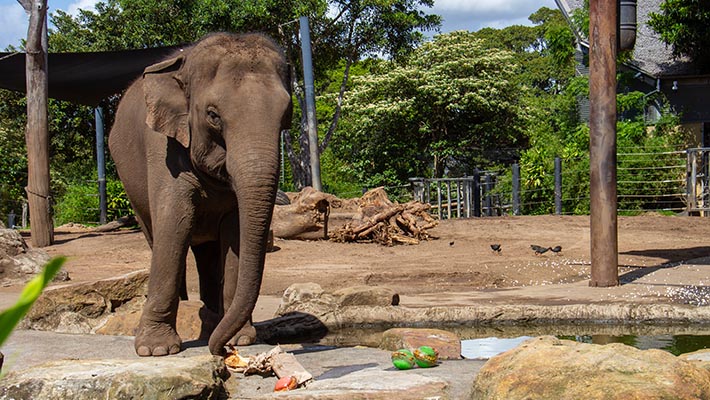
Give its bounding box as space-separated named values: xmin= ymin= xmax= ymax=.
xmin=1 ymin=0 xmax=558 ymax=50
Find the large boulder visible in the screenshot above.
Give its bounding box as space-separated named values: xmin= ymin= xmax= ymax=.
xmin=275 ymin=282 xmax=338 ymax=317
xmin=472 ymin=335 xmax=710 ymax=400
xmin=19 ymin=270 xmax=148 ymax=333
xmin=0 ymin=228 xmax=67 ymax=285
xmin=0 ymin=355 xmax=227 ymax=400
xmin=380 ymin=328 xmax=462 ymax=360
xmin=276 ymin=283 xmax=400 ymax=317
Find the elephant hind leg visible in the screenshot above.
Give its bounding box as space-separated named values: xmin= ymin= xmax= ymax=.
xmin=193 ymin=241 xmax=225 ymax=339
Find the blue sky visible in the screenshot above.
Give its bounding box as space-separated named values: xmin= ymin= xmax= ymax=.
xmin=1 ymin=0 xmax=557 ymax=50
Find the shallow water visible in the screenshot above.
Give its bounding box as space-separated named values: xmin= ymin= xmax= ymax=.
xmin=461 ymin=334 xmax=710 ymax=359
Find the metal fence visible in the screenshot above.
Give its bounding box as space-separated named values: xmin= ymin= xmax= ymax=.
xmin=411 ymin=147 xmax=706 ymax=219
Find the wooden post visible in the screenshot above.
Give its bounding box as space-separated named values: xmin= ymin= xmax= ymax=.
xmin=20 ymin=0 xmax=53 ymax=247
xmin=589 ymin=0 xmax=618 ymax=286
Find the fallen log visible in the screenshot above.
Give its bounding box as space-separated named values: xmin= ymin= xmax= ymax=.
xmin=330 ymin=187 xmax=437 ymax=245
xmin=91 ymin=215 xmax=137 ymax=232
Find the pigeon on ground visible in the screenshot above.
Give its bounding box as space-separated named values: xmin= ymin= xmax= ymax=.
xmin=550 ymin=245 xmax=562 ymax=254
xmin=449 ymin=241 xmax=455 ymax=246
xmin=530 ymin=244 xmax=550 ymax=255
xmin=490 ymin=244 xmax=501 ymax=254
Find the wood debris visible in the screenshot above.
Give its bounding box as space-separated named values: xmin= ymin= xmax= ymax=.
xmin=329 ymin=187 xmax=438 ymax=246
xmin=223 ymin=345 xmax=313 ymax=387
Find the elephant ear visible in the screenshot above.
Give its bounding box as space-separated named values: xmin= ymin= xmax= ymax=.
xmin=142 ymin=55 xmax=190 ymax=148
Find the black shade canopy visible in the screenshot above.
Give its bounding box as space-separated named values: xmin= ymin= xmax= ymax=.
xmin=0 ymin=46 xmax=182 ymax=106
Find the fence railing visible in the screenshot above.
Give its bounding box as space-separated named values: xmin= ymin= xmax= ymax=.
xmin=412 ymin=147 xmax=706 ymax=219
xmin=687 ymin=148 xmax=710 ymax=216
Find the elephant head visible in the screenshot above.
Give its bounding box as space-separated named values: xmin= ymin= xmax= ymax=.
xmin=140 ymin=33 xmax=292 ymax=355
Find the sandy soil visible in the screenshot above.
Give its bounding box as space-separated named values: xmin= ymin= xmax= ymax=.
xmin=26 ymin=214 xmax=710 ymax=302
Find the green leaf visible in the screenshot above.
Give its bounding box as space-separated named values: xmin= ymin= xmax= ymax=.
xmin=0 ymin=257 xmax=66 ymax=346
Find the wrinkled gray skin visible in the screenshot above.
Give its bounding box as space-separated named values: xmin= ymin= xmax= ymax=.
xmin=108 ymin=33 xmax=292 ymax=356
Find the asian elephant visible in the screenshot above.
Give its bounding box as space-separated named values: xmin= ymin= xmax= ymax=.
xmin=108 ymin=33 xmax=292 ymax=356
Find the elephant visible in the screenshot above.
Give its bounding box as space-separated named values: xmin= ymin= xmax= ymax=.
xmin=108 ymin=32 xmax=292 ymax=356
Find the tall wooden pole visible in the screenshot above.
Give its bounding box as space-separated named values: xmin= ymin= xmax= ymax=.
xmin=20 ymin=0 xmax=53 ymax=247
xmin=589 ymin=0 xmax=618 ymax=286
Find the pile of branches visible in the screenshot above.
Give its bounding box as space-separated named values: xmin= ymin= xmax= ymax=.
xmin=330 ymin=187 xmax=438 ymax=246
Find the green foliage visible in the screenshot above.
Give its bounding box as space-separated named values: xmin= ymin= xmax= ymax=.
xmin=648 ymin=0 xmax=710 ymax=70
xmin=106 ymin=179 xmax=132 ymax=220
xmin=53 ymin=180 xmax=99 ymax=225
xmin=338 ymin=30 xmax=528 ymax=188
xmin=53 ymin=178 xmax=130 ymax=225
xmin=0 ymin=257 xmax=66 ymax=347
xmin=571 ymin=0 xmax=590 ymax=38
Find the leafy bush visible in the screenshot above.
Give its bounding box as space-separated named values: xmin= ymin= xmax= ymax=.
xmin=54 ymin=178 xmax=131 ymax=225
xmin=53 ymin=180 xmax=99 ymax=225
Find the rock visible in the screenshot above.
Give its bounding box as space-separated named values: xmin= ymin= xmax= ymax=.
xmin=276 ymin=283 xmax=402 ymax=319
xmin=276 ymin=282 xmax=338 ymax=317
xmin=96 ymin=299 xmax=218 ymax=340
xmin=332 ymin=285 xmax=399 ymax=307
xmin=679 ymin=349 xmax=710 ymax=372
xmin=471 ymin=335 xmax=710 ymax=400
xmin=0 ymin=355 xmax=228 ymax=400
xmin=19 ymin=270 xmax=148 ymax=333
xmin=380 ymin=328 xmax=462 ymax=360
xmin=294 ymin=365 xmax=448 ymax=399
xmin=0 ymin=228 xmax=67 ymax=285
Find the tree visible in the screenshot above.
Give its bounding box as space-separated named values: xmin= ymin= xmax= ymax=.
xmin=47 ymin=0 xmax=441 ymax=191
xmin=337 ymin=31 xmax=528 ymax=188
xmin=648 ymin=0 xmax=710 ymax=70
xmin=282 ymin=0 xmax=441 ymax=188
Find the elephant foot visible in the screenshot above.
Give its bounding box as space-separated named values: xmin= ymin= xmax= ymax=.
xmin=227 ymin=323 xmax=257 ymax=346
xmin=198 ymin=306 xmax=220 ymax=341
xmin=135 ymin=320 xmax=182 ymax=357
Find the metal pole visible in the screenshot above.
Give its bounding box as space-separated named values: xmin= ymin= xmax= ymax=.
xmin=687 ymin=149 xmax=695 ymax=214
xmin=484 ymin=174 xmax=493 ymax=217
xmin=95 ymin=107 xmax=107 ymax=224
xmin=512 ymin=163 xmax=520 ymax=215
xmin=446 ymin=181 xmax=451 ymax=219
xmin=465 ymin=178 xmax=472 ymax=217
xmin=554 ymin=157 xmax=562 ymax=215
xmin=454 ymin=179 xmax=461 ymax=218
xmin=473 ymin=169 xmax=481 ymax=217
xmin=436 ymin=182 xmax=443 ymax=220
xmin=589 ymin=0 xmax=619 ymax=287
xmin=299 ymin=16 xmax=322 ymax=191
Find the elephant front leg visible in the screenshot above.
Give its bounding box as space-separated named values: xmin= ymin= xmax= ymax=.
xmin=220 ymin=212 xmax=258 ymax=347
xmin=135 ymin=207 xmax=192 ymax=356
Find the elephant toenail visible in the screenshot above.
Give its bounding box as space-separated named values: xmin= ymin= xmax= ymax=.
xmin=153 ymin=346 xmax=169 ymax=356
xmin=137 ymin=346 xmax=152 ymax=357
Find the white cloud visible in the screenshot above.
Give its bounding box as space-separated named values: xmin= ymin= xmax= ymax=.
xmin=426 ymin=0 xmax=559 ymax=33
xmin=434 ymin=0 xmax=539 ymax=13
xmin=0 ymin=3 xmax=28 ymax=50
xmin=66 ymin=0 xmax=99 ymax=16
xmin=0 ymin=1 xmax=100 ymax=50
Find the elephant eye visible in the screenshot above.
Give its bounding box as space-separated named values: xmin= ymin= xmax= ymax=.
xmin=206 ymin=108 xmax=222 ymax=128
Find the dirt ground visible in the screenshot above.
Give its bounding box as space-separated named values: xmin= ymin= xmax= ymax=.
xmin=23 ymin=214 xmax=710 ymax=302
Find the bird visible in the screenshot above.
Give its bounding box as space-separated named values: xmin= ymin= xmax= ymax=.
xmin=449 ymin=240 xmax=455 ymax=246
xmin=550 ymin=245 xmax=562 ymax=254
xmin=531 ymin=244 xmax=550 ymax=255
xmin=490 ymin=244 xmax=501 ymax=254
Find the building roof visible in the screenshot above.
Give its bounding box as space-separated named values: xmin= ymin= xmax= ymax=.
xmin=556 ymin=0 xmax=702 ymax=77
xmin=0 ymin=45 xmax=181 ymax=106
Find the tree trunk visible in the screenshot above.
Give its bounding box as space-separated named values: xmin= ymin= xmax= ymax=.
xmin=21 ymin=0 xmax=53 ymax=247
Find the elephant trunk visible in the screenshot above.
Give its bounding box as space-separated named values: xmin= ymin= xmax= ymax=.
xmin=207 ymin=127 xmax=280 ymax=355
